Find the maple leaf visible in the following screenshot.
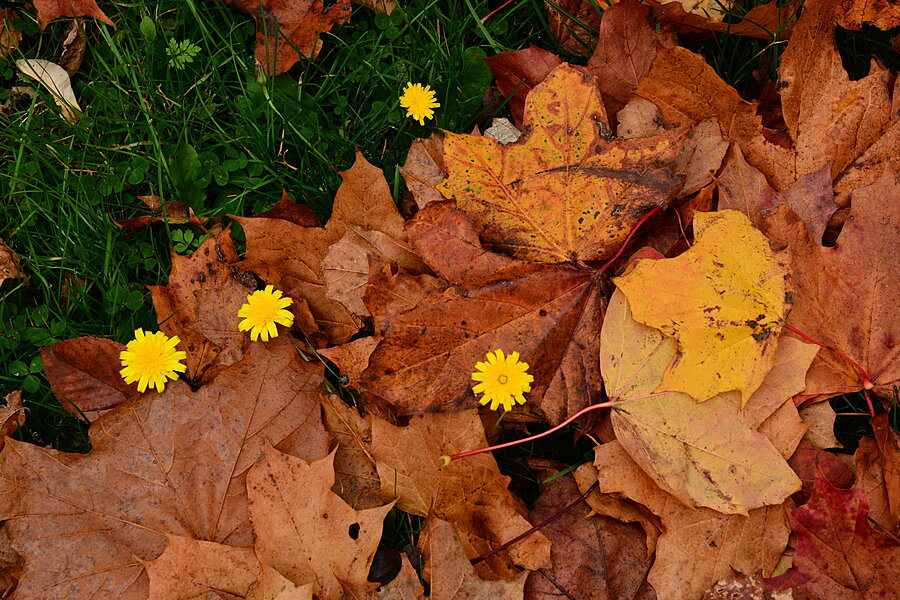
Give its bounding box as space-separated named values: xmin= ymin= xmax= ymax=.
xmin=0 ymin=392 xmax=25 ymax=449
xmin=642 ymin=0 xmax=800 ymax=39
xmin=149 ymin=229 xmax=261 ymax=383
xmin=524 ymin=461 xmax=654 ymax=600
xmin=40 ymin=337 xmax=137 ymax=421
xmin=421 ymin=518 xmax=529 ymax=599
xmin=718 ymin=146 xmax=837 ymax=243
xmin=361 ymin=201 xmax=604 ymax=425
xmin=145 ymin=534 xmax=313 ymax=599
xmin=400 ymin=132 xmax=447 ymax=210
xmin=545 ymin=0 xmax=603 ymax=55
xmin=236 ymin=151 xmax=411 ymax=344
xmin=787 ymin=440 xmax=856 ymax=506
xmin=438 ymin=62 xmax=686 ymax=264
xmin=224 ymin=0 xmax=351 ymax=74
xmin=635 ymin=0 xmax=897 ymax=200
xmin=319 ymin=393 xmax=383 ymax=509
xmin=601 ymin=289 xmax=801 ymax=514
xmin=854 ymin=414 xmax=900 ymax=532
xmin=593 ymin=441 xmax=793 ymax=600
xmin=247 ymin=446 xmax=393 ymax=598
xmin=0 ymin=238 xmax=20 ymax=287
xmin=760 ymin=166 xmax=900 ymax=400
xmin=0 ymin=337 xmax=329 ymax=599
xmin=765 ymin=471 xmax=900 ymax=597
xmin=614 ymin=210 xmax=791 ymax=403
xmin=369 ymin=409 xmax=551 ymax=579
xmin=32 ymin=0 xmax=114 ymax=29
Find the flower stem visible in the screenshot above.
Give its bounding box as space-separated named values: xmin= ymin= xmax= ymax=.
xmin=782 ymin=323 xmax=875 ymax=416
xmin=471 ymin=481 xmax=599 ymax=565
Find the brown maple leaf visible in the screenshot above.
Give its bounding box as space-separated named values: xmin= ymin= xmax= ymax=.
xmin=247 ymin=446 xmax=393 ymax=598
xmin=0 ymin=238 xmax=20 ymax=287
xmin=593 ymin=441 xmax=792 ymax=600
xmin=760 ymin=165 xmax=900 ymax=401
xmin=361 ymin=201 xmax=605 ymax=425
xmin=32 ymin=0 xmax=114 ymax=29
xmin=525 ymin=461 xmax=655 ymax=600
xmin=835 ymin=0 xmax=900 ymax=30
xmin=0 ymin=337 xmax=329 ymax=599
xmin=483 ymin=44 xmax=562 ymax=128
xmin=223 ymin=0 xmax=351 ymax=74
xmin=369 ymin=409 xmax=551 ymax=579
xmin=438 ymin=62 xmax=686 ymax=264
xmin=766 ymin=470 xmax=900 ymax=597
xmin=41 ymin=337 xmax=137 ymax=421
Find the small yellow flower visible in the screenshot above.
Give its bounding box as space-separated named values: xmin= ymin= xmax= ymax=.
xmin=399 ymin=82 xmax=440 ymax=126
xmin=119 ymin=329 xmax=187 ymax=393
xmin=472 ymin=349 xmax=534 ymax=412
xmin=238 ymin=284 xmax=294 ymax=342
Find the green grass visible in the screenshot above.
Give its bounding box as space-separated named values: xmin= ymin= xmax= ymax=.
xmin=0 ymin=0 xmax=897 ymax=555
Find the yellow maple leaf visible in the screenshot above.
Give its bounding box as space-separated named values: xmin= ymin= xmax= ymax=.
xmin=438 ymin=63 xmax=685 ymax=264
xmin=613 ymin=210 xmax=790 ymax=403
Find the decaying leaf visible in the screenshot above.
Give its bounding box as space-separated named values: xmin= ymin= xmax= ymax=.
xmin=614 ymin=210 xmax=790 ymax=403
xmin=400 ymin=132 xmax=446 ymax=211
xmin=41 ymin=337 xmax=137 ymax=421
xmin=247 ymin=446 xmax=393 ymax=598
xmin=0 ymin=238 xmax=21 ymax=287
xmin=761 ymin=166 xmax=900 ymax=400
xmin=594 ymin=441 xmax=793 ymax=600
xmin=602 ymin=290 xmax=801 ymax=514
xmin=766 ymin=471 xmax=900 ymax=598
xmin=224 ymin=0 xmax=352 ymax=74
xmin=362 ymin=202 xmax=604 ymax=425
xmin=439 ymin=63 xmax=686 ymax=264
xmin=0 ymin=10 xmax=21 ymax=60
xmin=836 ymin=0 xmax=900 ymax=29
xmin=0 ymin=338 xmax=329 ymax=599
xmin=32 ymin=0 xmax=114 ymax=28
xmin=524 ymin=462 xmax=654 ymax=599
xmin=319 ymin=393 xmax=382 ymax=509
xmin=545 ymin=0 xmax=603 ymax=56
xmin=1 ymin=392 xmax=25 ymax=448
xmin=483 ymin=44 xmax=562 ymax=128
xmin=421 ymin=518 xmax=529 ymax=600
xmin=150 ymin=230 xmax=258 ymax=383
xmin=15 ymin=59 xmax=81 ymax=122
xmin=370 ymin=410 xmax=551 ymax=579
xmin=718 ymin=146 xmax=837 ymax=243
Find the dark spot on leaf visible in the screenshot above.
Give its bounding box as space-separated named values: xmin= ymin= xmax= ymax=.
xmin=539 ymin=309 xmax=547 ymax=317
xmin=752 ymin=329 xmax=772 ymax=342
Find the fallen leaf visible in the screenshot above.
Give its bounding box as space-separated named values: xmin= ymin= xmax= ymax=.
xmin=742 ymin=337 xmax=820 ymax=431
xmin=585 ymin=0 xmax=674 ymax=120
xmin=40 ymin=337 xmax=137 ymax=421
xmin=483 ymin=117 xmax=522 ymax=145
xmin=872 ymin=414 xmax=900 ymax=526
xmin=673 ymin=119 xmax=728 ymax=198
xmin=601 ymin=289 xmax=800 ymax=514
xmin=370 ymin=410 xmax=551 ymax=579
xmin=319 ymin=337 xmax=380 ymax=389
xmin=377 ymin=555 xmax=423 ymax=600
xmin=718 ymin=146 xmax=837 ymax=243
xmin=247 ymin=446 xmax=393 ymax=598
xmin=320 ymin=393 xmax=382 ymax=509
xmin=421 ymin=518 xmax=528 ymax=599
xmin=524 ymin=461 xmax=655 ymax=600
xmin=545 ymin=0 xmax=603 ymax=56
xmin=1 ymin=392 xmax=25 ymax=448
xmin=573 ymin=462 xmax=662 ymax=556
xmin=786 ymin=440 xmax=855 ymax=505
xmin=362 ymin=259 xmax=447 ymax=333
xmin=765 ymin=470 xmax=900 ymax=597
xmin=438 ymin=63 xmax=686 ymax=264
xmin=484 ymin=44 xmax=562 ymax=128
xmin=0 ymin=10 xmax=21 ymax=60
xmin=760 ymin=166 xmax=900 ymax=400
xmin=150 ymin=230 xmax=258 ymax=383
xmin=0 ymin=338 xmax=329 ymax=598
xmin=0 ymin=525 xmax=21 ymax=600
xmin=32 ymin=0 xmax=114 ymax=28
xmin=798 ymin=402 xmax=840 ymax=450
xmin=224 ymin=0 xmax=352 ymax=74
xmin=594 ymin=441 xmax=793 ymax=600
xmin=702 ymin=572 xmax=792 ymax=600
xmin=836 ymin=0 xmax=900 ymax=30
xmin=16 ymin=59 xmax=81 ymax=122
xmin=255 ymin=190 xmax=321 ymax=226
xmin=614 ymin=210 xmax=791 ymax=403
xmin=855 ymin=437 xmax=899 ymax=533
xmin=58 ymin=20 xmax=87 ymax=73
xmin=400 ymin=133 xmax=446 ymax=210
xmin=616 ymin=97 xmax=666 ymax=140
xmin=362 ymin=202 xmax=605 ymax=425
xmin=0 ymin=238 xmax=21 ymax=287
xmin=644 ymin=0 xmax=799 ymax=39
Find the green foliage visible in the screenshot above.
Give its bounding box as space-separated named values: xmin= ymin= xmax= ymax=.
xmin=166 ymin=38 xmax=201 ymax=69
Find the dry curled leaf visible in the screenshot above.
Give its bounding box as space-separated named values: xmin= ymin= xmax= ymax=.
xmin=16 ymin=59 xmax=81 ymax=122
xmin=0 ymin=238 xmax=21 ymax=287
xmin=32 ymin=0 xmax=114 ymax=28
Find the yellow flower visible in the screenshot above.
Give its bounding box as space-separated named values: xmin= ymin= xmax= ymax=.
xmin=238 ymin=284 xmax=294 ymax=342
xmin=119 ymin=329 xmax=187 ymax=393
xmin=399 ymin=82 xmax=440 ymax=126
xmin=472 ymin=349 xmax=534 ymax=412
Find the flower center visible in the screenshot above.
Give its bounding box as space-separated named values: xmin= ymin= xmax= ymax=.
xmin=497 ymin=374 xmax=509 ymax=385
